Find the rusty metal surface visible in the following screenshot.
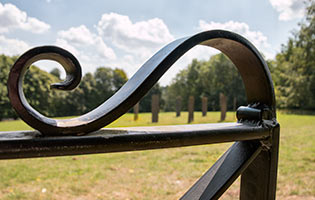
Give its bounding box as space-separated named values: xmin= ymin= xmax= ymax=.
xmin=8 ymin=30 xmax=276 ymax=136
xmin=0 ymin=122 xmax=270 ymax=159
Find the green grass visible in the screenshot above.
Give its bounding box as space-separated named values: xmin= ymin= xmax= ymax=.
xmin=0 ymin=112 xmax=314 ymax=199
xmin=0 ymin=111 xmax=237 ymax=132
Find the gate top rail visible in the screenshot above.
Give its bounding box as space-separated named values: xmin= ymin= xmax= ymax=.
xmin=0 ymin=122 xmax=271 ymax=159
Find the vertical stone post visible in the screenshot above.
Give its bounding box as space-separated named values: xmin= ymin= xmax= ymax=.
xmin=133 ymin=103 xmax=139 ymax=121
xmin=220 ymin=93 xmax=227 ymax=121
xmin=151 ymin=95 xmax=159 ymax=123
xmin=188 ymin=96 xmax=194 ymax=123
xmin=176 ymin=96 xmax=182 ymax=117
xmin=233 ymin=97 xmax=237 ymax=111
xmin=202 ymin=96 xmax=208 ymax=117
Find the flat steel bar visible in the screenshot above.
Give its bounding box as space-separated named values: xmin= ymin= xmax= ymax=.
xmin=180 ymin=140 xmax=262 ymax=200
xmin=0 ymin=122 xmax=269 ymax=159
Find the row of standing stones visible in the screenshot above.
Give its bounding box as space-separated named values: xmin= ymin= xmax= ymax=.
xmin=133 ymin=93 xmax=233 ymax=123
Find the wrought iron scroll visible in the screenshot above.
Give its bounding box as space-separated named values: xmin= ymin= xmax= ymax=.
xmin=8 ymin=30 xmax=276 ymax=136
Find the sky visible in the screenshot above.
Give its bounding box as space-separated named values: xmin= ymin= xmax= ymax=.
xmin=0 ymin=0 xmax=307 ymax=86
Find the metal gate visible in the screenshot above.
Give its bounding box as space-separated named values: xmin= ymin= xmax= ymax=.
xmin=1 ymin=30 xmax=279 ymax=199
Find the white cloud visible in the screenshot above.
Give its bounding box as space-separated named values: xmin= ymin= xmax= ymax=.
xmin=58 ymin=25 xmax=96 ymax=46
xmin=269 ymin=0 xmax=306 ymax=21
xmin=55 ymin=38 xmax=80 ymax=56
xmin=91 ymin=12 xmax=178 ymax=85
xmin=57 ymin=25 xmax=116 ymax=60
xmin=199 ymin=20 xmax=270 ymax=49
xmin=0 ymin=35 xmax=30 ymax=56
xmin=22 ymin=17 xmax=51 ymax=34
xmin=96 ymin=13 xmax=174 ymax=60
xmin=0 ymin=2 xmax=50 ymax=34
xmin=94 ymin=37 xmax=116 ymax=59
xmin=55 ymin=25 xmax=118 ymax=76
xmin=198 ymin=20 xmax=274 ymax=59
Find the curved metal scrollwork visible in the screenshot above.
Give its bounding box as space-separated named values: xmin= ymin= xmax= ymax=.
xmin=8 ymin=30 xmax=276 ymax=136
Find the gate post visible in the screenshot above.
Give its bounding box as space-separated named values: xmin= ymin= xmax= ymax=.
xmin=240 ymin=124 xmax=279 ymax=199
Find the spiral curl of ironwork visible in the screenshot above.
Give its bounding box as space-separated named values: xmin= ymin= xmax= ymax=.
xmin=7 ymin=30 xmax=275 ymax=136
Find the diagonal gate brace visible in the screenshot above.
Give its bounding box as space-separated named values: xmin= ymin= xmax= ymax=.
xmin=181 ymin=140 xmax=262 ymax=200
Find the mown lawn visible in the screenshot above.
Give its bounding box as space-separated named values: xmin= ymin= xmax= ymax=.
xmin=0 ymin=112 xmax=314 ymax=200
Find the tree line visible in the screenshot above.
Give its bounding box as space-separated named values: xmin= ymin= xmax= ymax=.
xmin=0 ymin=55 xmax=164 ymax=120
xmin=163 ymin=54 xmax=246 ymax=112
xmin=0 ymin=2 xmax=313 ymax=120
xmin=269 ymin=1 xmax=314 ymax=110
xmin=0 ymin=57 xmax=128 ymax=119
xmin=0 ymin=52 xmax=244 ymax=120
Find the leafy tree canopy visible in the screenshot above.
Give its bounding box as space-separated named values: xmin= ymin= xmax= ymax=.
xmin=271 ymin=1 xmax=315 ymax=109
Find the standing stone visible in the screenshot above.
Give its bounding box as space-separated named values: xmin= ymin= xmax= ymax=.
xmin=202 ymin=96 xmax=208 ymax=117
xmin=220 ymin=93 xmax=227 ymax=121
xmin=151 ymin=95 xmax=159 ymax=123
xmin=188 ymin=96 xmax=194 ymax=123
xmin=176 ymin=96 xmax=182 ymax=117
xmin=134 ymin=103 xmax=139 ymax=121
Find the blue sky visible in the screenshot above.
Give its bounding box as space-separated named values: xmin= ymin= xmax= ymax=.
xmin=0 ymin=0 xmax=307 ymax=85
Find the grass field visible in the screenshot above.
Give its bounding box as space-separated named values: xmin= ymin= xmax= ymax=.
xmin=0 ymin=112 xmax=314 ymax=200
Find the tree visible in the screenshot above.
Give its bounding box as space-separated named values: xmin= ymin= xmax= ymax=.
xmin=58 ymin=67 xmax=128 ymax=116
xmin=163 ymin=54 xmax=246 ymax=112
xmin=112 ymin=68 xmax=128 ymax=92
xmin=0 ymin=55 xmax=18 ymax=120
xmin=93 ymin=67 xmax=128 ymax=108
xmin=139 ymin=83 xmax=163 ymax=112
xmin=23 ymin=66 xmax=62 ymax=117
xmin=272 ymin=1 xmax=315 ymax=109
xmin=204 ymin=54 xmax=246 ymax=111
xmin=54 ymin=72 xmax=98 ymax=116
xmin=50 ymin=68 xmax=61 ymax=79
xmin=0 ymin=55 xmax=67 ymax=119
xmin=0 ymin=53 xmax=130 ymax=118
